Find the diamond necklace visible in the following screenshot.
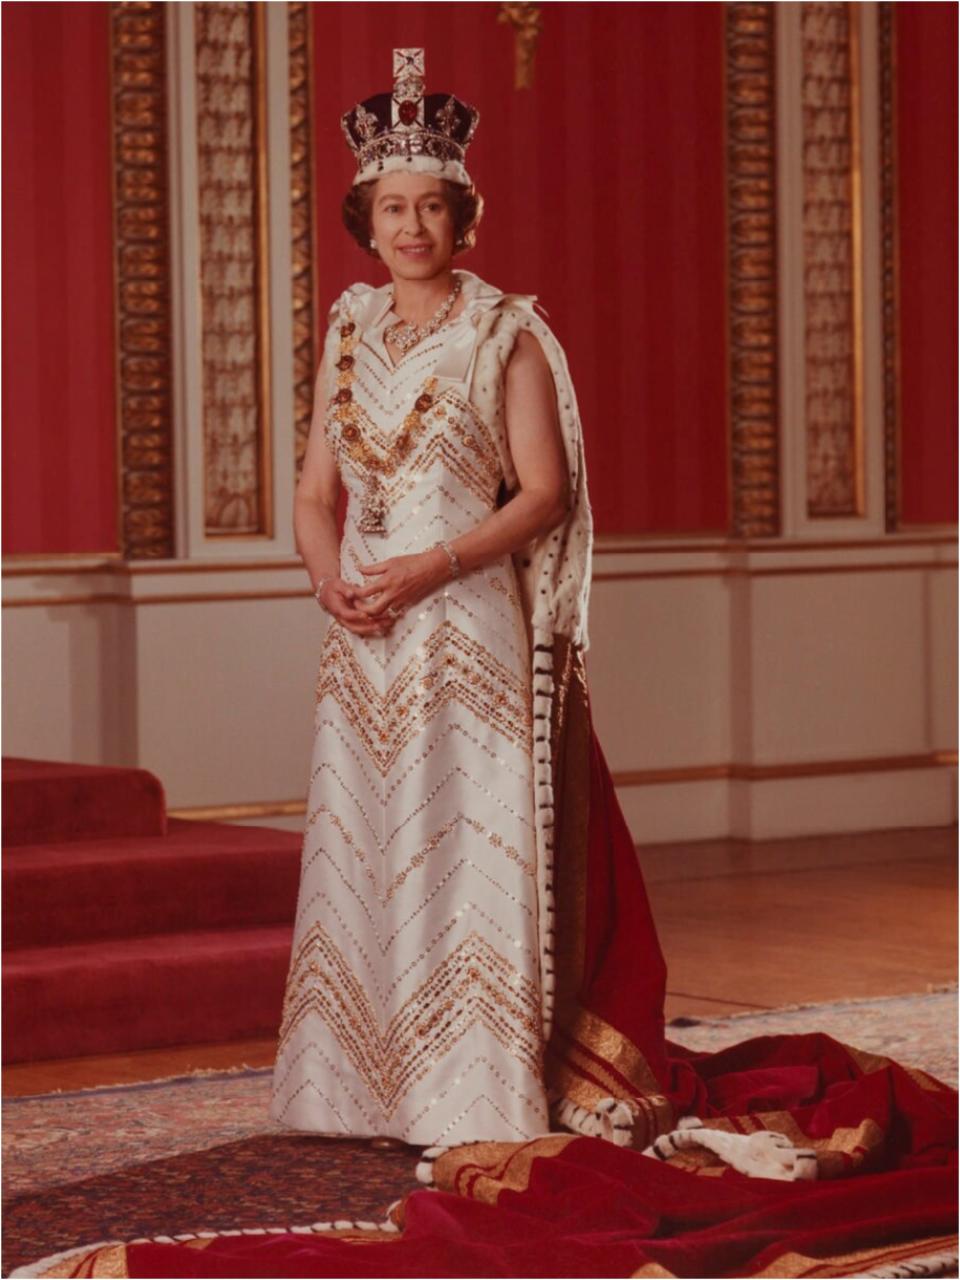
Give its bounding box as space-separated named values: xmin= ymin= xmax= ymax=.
xmin=384 ymin=274 xmax=463 ymax=355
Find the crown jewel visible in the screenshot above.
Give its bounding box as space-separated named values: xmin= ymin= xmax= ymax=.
xmin=341 ymin=48 xmax=479 ymax=187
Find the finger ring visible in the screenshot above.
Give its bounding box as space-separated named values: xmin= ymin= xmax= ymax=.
xmin=386 ymin=605 xmax=401 ymax=619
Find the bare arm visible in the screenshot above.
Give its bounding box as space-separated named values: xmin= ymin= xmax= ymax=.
xmin=355 ymin=326 xmax=569 ymax=619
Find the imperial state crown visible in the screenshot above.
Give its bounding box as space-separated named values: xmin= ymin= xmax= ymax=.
xmin=341 ymin=48 xmax=479 ymax=187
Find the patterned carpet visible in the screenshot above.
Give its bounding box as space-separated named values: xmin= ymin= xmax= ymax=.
xmin=668 ymin=987 xmax=958 ymax=1088
xmin=3 ymin=988 xmax=956 ymax=1276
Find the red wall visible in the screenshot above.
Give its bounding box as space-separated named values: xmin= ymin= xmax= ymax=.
xmin=2 ymin=2 xmax=118 ymax=556
xmin=3 ymin=5 xmax=953 ymax=556
xmin=311 ymin=3 xmax=730 ymax=537
xmin=895 ymin=2 xmax=958 ymax=526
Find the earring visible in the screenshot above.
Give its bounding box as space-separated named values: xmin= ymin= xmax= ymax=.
xmin=369 ymin=237 xmax=377 ymax=249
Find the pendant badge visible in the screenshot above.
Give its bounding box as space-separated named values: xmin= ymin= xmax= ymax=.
xmin=358 ymin=473 xmax=387 ymax=534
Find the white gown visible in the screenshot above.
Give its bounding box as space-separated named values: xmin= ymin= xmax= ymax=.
xmin=269 ymin=271 xmax=551 ymax=1145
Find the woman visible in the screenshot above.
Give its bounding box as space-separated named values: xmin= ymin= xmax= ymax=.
xmin=19 ymin=47 xmax=955 ymax=1280
xmin=268 ymin=46 xmax=594 ymax=1148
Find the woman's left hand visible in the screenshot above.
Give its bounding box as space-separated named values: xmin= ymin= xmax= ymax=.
xmin=354 ymin=549 xmax=448 ymax=622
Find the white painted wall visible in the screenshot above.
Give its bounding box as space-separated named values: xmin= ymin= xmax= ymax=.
xmin=4 ymin=537 xmax=955 ymax=842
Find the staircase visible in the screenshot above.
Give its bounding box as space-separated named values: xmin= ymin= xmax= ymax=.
xmin=2 ymin=758 xmax=302 ymax=1063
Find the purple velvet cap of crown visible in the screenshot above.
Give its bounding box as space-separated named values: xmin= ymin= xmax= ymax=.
xmin=340 ymin=48 xmax=479 ymax=186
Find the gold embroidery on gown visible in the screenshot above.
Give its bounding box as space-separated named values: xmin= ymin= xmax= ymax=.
xmin=269 ymin=272 xmax=550 ymax=1144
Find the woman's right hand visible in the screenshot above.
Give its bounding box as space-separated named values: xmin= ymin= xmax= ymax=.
xmin=319 ymin=577 xmax=395 ymax=637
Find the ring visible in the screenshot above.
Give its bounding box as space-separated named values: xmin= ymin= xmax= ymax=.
xmin=385 ymin=605 xmax=401 ymax=619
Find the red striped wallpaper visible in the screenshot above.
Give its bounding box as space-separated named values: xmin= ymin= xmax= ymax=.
xmin=2 ymin=2 xmax=118 ymax=557
xmin=895 ymin=2 xmax=958 ymax=527
xmin=2 ymin=5 xmax=954 ymax=557
xmin=310 ymin=2 xmax=730 ymax=537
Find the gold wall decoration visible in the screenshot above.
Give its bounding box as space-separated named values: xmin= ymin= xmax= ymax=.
xmin=877 ymin=2 xmax=899 ymax=533
xmin=288 ymin=1 xmax=318 ymax=477
xmin=800 ymin=2 xmax=864 ymax=518
xmin=497 ymin=3 xmax=542 ymax=90
xmin=194 ymin=1 xmax=273 ymax=537
xmin=725 ymin=3 xmax=781 ymax=537
xmin=110 ymin=1 xmax=176 ymax=560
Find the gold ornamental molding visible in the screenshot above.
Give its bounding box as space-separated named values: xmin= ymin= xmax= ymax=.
xmin=877 ymin=2 xmax=900 ymax=532
xmin=497 ymin=4 xmax=543 ymax=90
xmin=800 ymin=2 xmax=865 ymax=519
xmin=167 ymin=748 xmax=959 ymax=822
xmin=6 ymin=544 xmax=954 ymax=604
xmin=110 ymin=1 xmax=176 ymax=560
xmin=4 ymin=532 xmax=953 ymax=576
xmin=593 ymin=558 xmax=954 ymax=581
xmin=725 ymin=3 xmax=781 ymax=538
xmin=194 ymin=1 xmax=273 ymax=538
xmin=5 ymin=563 xmax=954 ymax=606
xmin=288 ymin=1 xmax=319 ymax=476
xmin=170 ymin=798 xmax=307 ymax=821
xmin=613 ymin=749 xmax=958 ymax=787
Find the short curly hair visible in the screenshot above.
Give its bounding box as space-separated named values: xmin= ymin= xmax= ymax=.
xmin=342 ymin=178 xmax=484 ymax=259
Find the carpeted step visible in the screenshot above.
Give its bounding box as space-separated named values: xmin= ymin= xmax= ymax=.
xmin=2 ymin=757 xmax=167 ymax=847
xmin=3 ymin=924 xmax=294 ymax=1063
xmin=3 ymin=818 xmax=303 ymax=949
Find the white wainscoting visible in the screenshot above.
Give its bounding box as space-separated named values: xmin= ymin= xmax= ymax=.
xmin=3 ymin=533 xmax=956 ymax=843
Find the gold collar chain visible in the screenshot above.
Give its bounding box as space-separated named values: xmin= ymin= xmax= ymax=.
xmin=329 ymin=320 xmax=438 ymax=534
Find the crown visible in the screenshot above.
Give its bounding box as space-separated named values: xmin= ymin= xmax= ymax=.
xmin=341 ymin=48 xmax=479 ymax=187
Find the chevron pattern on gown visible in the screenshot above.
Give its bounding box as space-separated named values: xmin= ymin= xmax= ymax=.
xmin=270 ymin=277 xmax=550 ymax=1144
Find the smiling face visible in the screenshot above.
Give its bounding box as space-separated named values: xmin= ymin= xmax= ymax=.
xmin=368 ymin=172 xmax=456 ymax=279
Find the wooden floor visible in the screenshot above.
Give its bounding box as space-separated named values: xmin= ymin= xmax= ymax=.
xmin=4 ymin=824 xmax=955 ymax=1098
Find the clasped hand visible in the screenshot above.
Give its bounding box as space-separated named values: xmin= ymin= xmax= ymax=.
xmin=318 ymin=549 xmax=448 ymax=637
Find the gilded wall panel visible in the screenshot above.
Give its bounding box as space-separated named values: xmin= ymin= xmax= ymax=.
xmin=877 ymin=2 xmax=899 ymax=533
xmin=194 ymin=1 xmax=272 ymax=536
xmin=111 ymin=1 xmax=175 ymax=560
xmin=288 ymin=2 xmax=318 ymax=477
xmin=801 ymin=2 xmax=864 ymax=518
xmin=726 ymin=3 xmax=781 ymax=538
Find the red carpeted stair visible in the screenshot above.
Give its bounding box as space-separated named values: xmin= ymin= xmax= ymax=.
xmin=3 ymin=757 xmax=167 ymax=846
xmin=2 ymin=758 xmax=303 ymax=1064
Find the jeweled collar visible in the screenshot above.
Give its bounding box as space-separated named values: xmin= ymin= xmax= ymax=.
xmin=354 ymin=269 xmax=535 ymax=334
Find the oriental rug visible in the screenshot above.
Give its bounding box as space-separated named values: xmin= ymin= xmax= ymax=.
xmin=3 ymin=989 xmax=956 ymax=1277
xmin=669 ymin=987 xmax=957 ymax=1089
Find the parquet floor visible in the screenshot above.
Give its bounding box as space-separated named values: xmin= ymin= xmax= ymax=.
xmin=4 ymin=824 xmax=955 ymax=1098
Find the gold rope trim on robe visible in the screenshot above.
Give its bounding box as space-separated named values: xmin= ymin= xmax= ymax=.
xmin=432 ymin=1133 xmax=578 ymax=1205
xmin=38 ymin=1243 xmax=128 ymax=1278
xmin=556 ymin=1007 xmax=665 ymax=1098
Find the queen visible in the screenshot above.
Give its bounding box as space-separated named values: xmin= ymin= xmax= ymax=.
xmin=268 ymin=46 xmax=596 ymax=1147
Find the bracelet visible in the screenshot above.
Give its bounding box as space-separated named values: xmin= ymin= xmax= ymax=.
xmin=314 ymin=575 xmax=334 ymax=608
xmin=435 ymin=540 xmax=461 ymax=580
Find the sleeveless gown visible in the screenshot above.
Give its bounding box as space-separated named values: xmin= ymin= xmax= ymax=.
xmin=269 ymin=277 xmax=550 ymax=1145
